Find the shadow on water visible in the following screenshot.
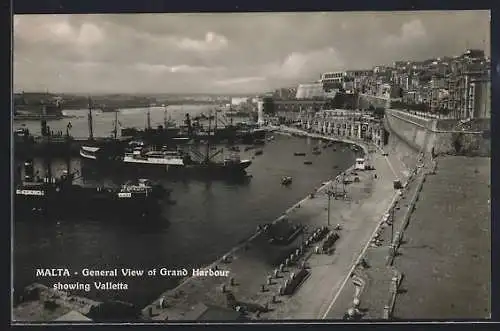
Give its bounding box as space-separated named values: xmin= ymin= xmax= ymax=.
xmin=15 ymin=209 xmax=171 ymax=233
xmin=80 ymin=163 xmax=253 ymax=186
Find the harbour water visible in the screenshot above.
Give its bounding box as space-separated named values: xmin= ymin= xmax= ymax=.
xmin=14 ymin=104 xmax=224 ymax=138
xmin=13 ymin=105 xmax=358 ymax=308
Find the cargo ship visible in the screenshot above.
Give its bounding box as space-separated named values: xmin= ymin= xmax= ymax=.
xmin=80 ymin=113 xmax=252 ymax=177
xmin=120 ymin=108 xmax=266 ymax=145
xmin=15 ymin=160 xmax=168 ymax=219
xmin=80 ymin=143 xmax=252 ymax=176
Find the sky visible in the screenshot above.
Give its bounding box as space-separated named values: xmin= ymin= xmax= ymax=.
xmin=13 ymin=11 xmax=490 ymax=95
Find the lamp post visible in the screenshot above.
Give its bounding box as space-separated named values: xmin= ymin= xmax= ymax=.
xmin=326 ymin=187 xmax=335 ymax=227
xmin=390 ymin=207 xmax=395 ymax=245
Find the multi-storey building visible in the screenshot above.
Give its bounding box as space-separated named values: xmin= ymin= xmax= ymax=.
xmin=320 ymin=71 xmax=345 ymax=87
xmin=447 ymin=70 xmax=490 ymax=119
xmin=468 ymin=78 xmax=491 ymax=119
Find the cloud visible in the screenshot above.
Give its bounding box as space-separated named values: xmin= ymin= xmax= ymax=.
xmin=135 ymin=63 xmax=225 ymax=74
xmin=14 ymin=15 xmax=104 ymax=47
xmin=214 ymin=76 xmax=266 ymax=86
xmin=382 ymin=19 xmax=427 ymax=47
xmin=13 ymin=11 xmax=490 ymax=94
xmin=173 ymin=32 xmax=229 ymax=52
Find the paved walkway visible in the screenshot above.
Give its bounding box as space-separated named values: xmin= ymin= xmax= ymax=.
xmin=263 ymin=128 xmax=400 ymax=319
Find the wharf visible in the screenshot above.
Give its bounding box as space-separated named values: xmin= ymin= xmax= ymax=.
xmin=142 ymin=128 xmax=401 ymax=320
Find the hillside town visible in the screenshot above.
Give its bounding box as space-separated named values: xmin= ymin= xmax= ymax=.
xmin=268 ymin=48 xmax=491 ymax=120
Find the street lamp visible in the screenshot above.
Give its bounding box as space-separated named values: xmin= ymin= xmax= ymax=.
xmin=388 ymin=207 xmax=396 ymax=259
xmin=325 ymin=187 xmax=335 ymax=227
xmin=390 ymin=207 xmax=395 ymax=245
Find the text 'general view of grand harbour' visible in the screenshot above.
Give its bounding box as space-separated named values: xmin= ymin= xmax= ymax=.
xmin=12 ymin=11 xmax=491 ymax=323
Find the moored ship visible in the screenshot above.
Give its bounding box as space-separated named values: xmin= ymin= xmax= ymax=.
xmin=80 ymin=143 xmax=252 ymax=177
xmin=15 ymin=160 xmax=168 ymax=219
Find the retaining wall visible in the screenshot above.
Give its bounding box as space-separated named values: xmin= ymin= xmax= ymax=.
xmin=384 ymin=109 xmax=490 ymax=157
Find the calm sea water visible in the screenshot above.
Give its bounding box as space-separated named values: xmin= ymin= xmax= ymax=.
xmin=13 ymin=105 xmax=357 ymax=308
xmin=14 ymin=104 xmax=226 ymax=138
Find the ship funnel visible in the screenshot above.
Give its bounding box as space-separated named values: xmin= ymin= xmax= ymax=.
xmin=24 ymin=159 xmax=34 ymax=182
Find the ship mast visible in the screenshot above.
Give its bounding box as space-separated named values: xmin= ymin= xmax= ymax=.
xmin=205 ymin=110 xmax=212 ymax=163
xmin=40 ymin=102 xmax=48 ymax=137
xmin=146 ymin=105 xmax=152 ymax=130
xmin=163 ymin=104 xmax=167 ymax=128
xmin=214 ymin=107 xmax=218 ymax=132
xmin=87 ymin=96 xmax=94 ymax=140
xmin=112 ymin=110 xmax=118 ymax=140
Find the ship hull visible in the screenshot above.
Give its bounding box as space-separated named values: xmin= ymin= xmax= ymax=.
xmin=80 ymin=153 xmax=251 ymax=179
xmin=15 ymin=193 xmax=162 ymax=220
xmin=14 ymin=185 xmax=166 ymax=220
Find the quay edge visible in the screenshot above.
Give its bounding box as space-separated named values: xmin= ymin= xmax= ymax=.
xmin=141 ymin=128 xmax=398 ymax=321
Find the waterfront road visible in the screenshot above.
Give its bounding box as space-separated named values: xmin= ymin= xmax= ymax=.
xmin=142 ymin=127 xmax=408 ymax=321
xmin=266 ymin=129 xmax=403 ymax=319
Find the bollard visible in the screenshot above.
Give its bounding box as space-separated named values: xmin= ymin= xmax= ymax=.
xmin=261 ymin=284 xmax=266 ymax=292
xmin=158 ymin=298 xmax=164 ymax=309
xmin=213 ymin=265 xmax=218 ymax=271
xmin=274 ymin=269 xmax=279 ymax=278
xmin=221 ymin=284 xmax=226 ymax=293
xmin=290 ymin=272 xmax=295 ymax=280
xmin=279 ymin=264 xmax=284 ymax=272
xmin=272 ymin=295 xmax=277 ymax=303
xmin=295 ymin=249 xmax=300 ymax=256
xmin=235 ymin=306 xmax=241 ymax=312
xmin=284 ymin=279 xmax=289 ymax=288
xmin=305 ymin=240 xmax=310 ymax=246
xmin=315 ymin=246 xmax=320 ymax=254
xmin=290 ymin=254 xmax=295 ymax=262
xmin=353 ymin=298 xmax=360 ymax=308
xmin=285 ymin=258 xmax=290 ymax=266
xmin=383 ymin=305 xmax=390 ymax=319
xmin=278 ymin=286 xmax=283 ymax=295
xmin=230 ymin=277 xmax=235 ymax=286
xmin=267 ymin=276 xmax=273 ymax=285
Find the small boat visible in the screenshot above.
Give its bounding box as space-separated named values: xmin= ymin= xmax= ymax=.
xmin=281 ymin=176 xmax=293 ymax=185
xmin=255 ymin=150 xmax=263 ymax=156
xmin=294 ymin=152 xmax=306 ymax=156
xmin=304 ymin=160 xmax=312 ymax=165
